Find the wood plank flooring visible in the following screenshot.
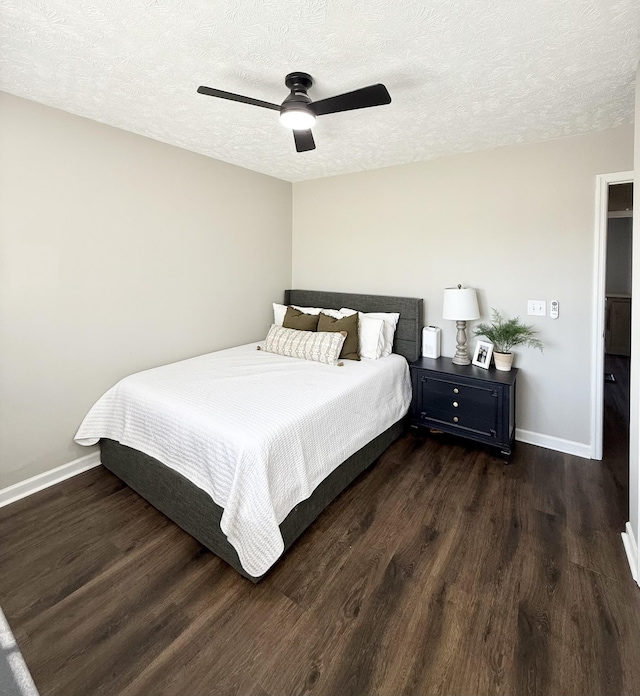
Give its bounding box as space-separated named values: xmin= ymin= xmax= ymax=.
xmin=1 ymin=366 xmax=638 ymax=696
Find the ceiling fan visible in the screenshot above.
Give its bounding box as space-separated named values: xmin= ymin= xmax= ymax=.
xmin=197 ymin=72 xmax=391 ymax=153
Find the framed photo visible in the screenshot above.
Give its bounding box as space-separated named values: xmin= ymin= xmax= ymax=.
xmin=472 ymin=340 xmax=493 ymax=369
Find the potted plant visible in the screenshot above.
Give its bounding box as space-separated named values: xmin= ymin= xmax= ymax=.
xmin=473 ymin=309 xmax=543 ymax=371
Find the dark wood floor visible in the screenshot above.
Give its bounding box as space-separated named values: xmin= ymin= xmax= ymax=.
xmin=1 ymin=362 xmax=638 ymax=696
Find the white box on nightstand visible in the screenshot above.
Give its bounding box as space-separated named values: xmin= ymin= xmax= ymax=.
xmin=422 ymin=326 xmax=441 ymax=359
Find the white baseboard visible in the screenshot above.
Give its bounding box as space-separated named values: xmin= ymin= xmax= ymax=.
xmin=622 ymin=522 xmax=639 ymax=587
xmin=0 ymin=451 xmax=101 ymax=509
xmin=515 ymin=429 xmax=592 ymax=459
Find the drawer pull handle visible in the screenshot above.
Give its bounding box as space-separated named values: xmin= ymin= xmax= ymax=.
xmin=453 ymin=401 xmax=459 ymax=408
xmin=453 ymin=416 xmax=459 ymax=423
xmin=453 ymin=388 xmax=459 ymax=394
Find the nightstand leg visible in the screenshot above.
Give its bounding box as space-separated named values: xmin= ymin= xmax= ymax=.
xmin=500 ymin=446 xmax=513 ymax=462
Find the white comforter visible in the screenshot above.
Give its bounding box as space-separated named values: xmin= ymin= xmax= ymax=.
xmin=75 ymin=343 xmax=411 ymax=576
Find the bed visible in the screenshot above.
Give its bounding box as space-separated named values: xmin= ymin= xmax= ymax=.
xmin=78 ymin=290 xmax=423 ymax=581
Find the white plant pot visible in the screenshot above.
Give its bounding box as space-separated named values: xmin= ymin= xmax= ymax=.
xmin=493 ymin=351 xmax=514 ymax=371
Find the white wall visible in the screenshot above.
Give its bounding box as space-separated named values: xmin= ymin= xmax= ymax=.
xmin=292 ymin=125 xmax=634 ymax=452
xmin=2 ymin=88 xmax=636 ymax=499
xmin=0 ymin=93 xmax=292 ymax=488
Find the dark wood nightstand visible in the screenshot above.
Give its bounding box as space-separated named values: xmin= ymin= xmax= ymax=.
xmin=410 ymin=357 xmax=518 ymax=456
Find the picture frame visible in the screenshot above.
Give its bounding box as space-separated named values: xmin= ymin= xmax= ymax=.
xmin=472 ymin=340 xmax=493 ymax=369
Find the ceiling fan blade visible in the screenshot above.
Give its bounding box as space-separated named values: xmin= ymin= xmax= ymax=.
xmin=293 ymin=129 xmax=315 ymax=152
xmin=312 ymin=83 xmax=391 ymax=116
xmin=197 ymin=86 xmax=280 ymax=111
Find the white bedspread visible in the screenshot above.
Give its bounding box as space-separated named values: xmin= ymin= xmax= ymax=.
xmin=75 ymin=343 xmax=411 ymax=576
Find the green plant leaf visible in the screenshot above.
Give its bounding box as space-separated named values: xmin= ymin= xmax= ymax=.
xmin=473 ymin=309 xmax=544 ymax=353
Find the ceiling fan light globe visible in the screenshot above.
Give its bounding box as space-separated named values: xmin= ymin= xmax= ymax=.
xmin=279 ymin=109 xmax=316 ymax=130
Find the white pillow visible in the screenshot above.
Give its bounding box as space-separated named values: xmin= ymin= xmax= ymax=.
xmin=292 ymin=305 xmax=323 ymax=315
xmin=262 ymin=324 xmax=346 ymax=366
xmin=273 ymin=303 xmax=344 ymax=326
xmin=358 ymin=315 xmax=387 ymax=359
xmin=293 ymin=305 xmax=346 ymax=319
xmin=273 ymin=303 xmax=288 ymax=327
xmin=309 ymin=307 xmax=346 ymax=319
xmin=340 ymin=308 xmax=400 ymax=359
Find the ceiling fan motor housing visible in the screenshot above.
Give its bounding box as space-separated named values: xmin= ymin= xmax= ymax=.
xmin=280 ymin=72 xmax=316 ymax=128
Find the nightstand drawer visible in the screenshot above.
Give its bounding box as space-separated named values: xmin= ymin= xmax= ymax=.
xmin=419 ymin=377 xmax=497 ymax=413
xmin=419 ymin=406 xmax=498 ymax=438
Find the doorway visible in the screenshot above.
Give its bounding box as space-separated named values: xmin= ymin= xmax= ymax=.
xmin=592 ymin=172 xmax=634 ymax=462
xmin=603 ymin=183 xmax=633 ymax=519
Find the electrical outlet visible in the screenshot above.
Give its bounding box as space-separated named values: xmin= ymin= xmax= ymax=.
xmin=527 ymin=300 xmax=546 ymax=316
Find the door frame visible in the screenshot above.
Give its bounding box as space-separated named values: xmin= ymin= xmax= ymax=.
xmin=591 ymin=171 xmax=634 ymax=459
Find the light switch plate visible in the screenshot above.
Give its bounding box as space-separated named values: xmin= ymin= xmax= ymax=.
xmin=527 ymin=300 xmax=546 ymax=316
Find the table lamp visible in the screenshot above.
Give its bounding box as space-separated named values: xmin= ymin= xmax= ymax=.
xmin=443 ymin=284 xmax=480 ymax=365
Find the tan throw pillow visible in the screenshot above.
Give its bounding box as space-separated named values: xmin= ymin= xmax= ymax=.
xmin=263 ymin=325 xmax=346 ymax=366
xmin=282 ymin=306 xmax=320 ymax=331
xmin=317 ymin=312 xmax=360 ymax=361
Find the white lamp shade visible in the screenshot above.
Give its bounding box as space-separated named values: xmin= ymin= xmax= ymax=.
xmin=442 ymin=286 xmax=480 ymax=320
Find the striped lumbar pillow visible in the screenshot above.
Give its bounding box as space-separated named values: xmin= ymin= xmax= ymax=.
xmin=263 ymin=325 xmax=346 ymax=366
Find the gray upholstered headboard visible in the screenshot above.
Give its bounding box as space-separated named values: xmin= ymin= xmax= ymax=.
xmin=284 ymin=289 xmax=423 ymax=363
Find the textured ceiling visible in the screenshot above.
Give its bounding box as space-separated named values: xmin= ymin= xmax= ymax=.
xmin=2 ymin=0 xmax=639 ymax=182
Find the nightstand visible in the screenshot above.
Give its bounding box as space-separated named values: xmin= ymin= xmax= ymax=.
xmin=410 ymin=357 xmax=518 ymax=456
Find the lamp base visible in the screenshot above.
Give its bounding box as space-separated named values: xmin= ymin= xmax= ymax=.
xmin=452 ymin=320 xmax=472 ymax=366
